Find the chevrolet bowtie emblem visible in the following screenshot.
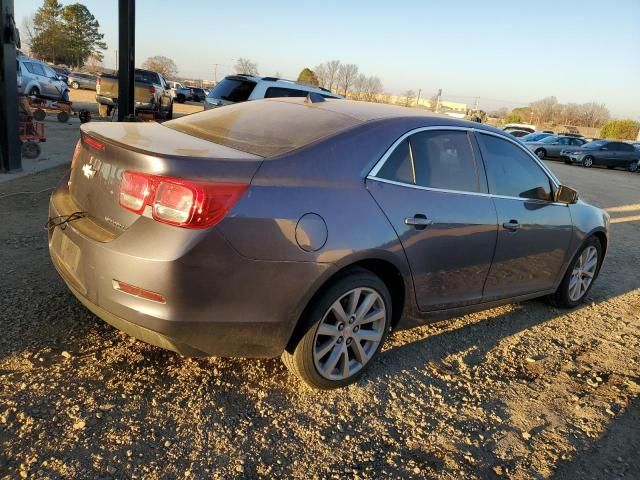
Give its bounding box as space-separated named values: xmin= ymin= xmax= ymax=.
xmin=82 ymin=162 xmax=97 ymax=179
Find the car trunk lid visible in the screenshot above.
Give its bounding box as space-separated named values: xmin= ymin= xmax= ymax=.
xmin=68 ymin=122 xmax=263 ymax=237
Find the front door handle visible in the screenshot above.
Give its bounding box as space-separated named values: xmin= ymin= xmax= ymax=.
xmin=502 ymin=220 xmax=521 ymax=231
xmin=405 ymin=214 xmax=433 ymax=230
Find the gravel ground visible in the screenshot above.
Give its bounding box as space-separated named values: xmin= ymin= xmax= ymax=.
xmin=1 ymin=162 xmax=639 ymax=479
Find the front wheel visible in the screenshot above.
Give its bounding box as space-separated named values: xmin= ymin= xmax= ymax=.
xmin=282 ymin=269 xmax=392 ymax=389
xmin=535 ymin=148 xmax=546 ymax=159
xmin=582 ymin=156 xmax=594 ymax=168
xmin=628 ymin=161 xmax=639 ymax=173
xmin=71 ymin=81 xmax=79 ymax=89
xmin=549 ymin=237 xmax=602 ymax=308
xmin=176 ymin=94 xmax=185 ymax=104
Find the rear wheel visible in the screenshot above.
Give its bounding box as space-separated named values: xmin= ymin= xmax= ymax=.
xmin=535 ymin=148 xmax=546 ymax=159
xmin=176 ymin=93 xmax=185 ymax=104
xmin=607 ymin=165 xmax=615 ymax=169
xmin=57 ymin=111 xmax=69 ymax=123
xmin=33 ymin=109 xmax=46 ymax=121
xmin=166 ymin=101 xmax=173 ymax=120
xmin=21 ymin=141 xmax=41 ymax=159
xmin=282 ymin=269 xmax=392 ymax=389
xmin=582 ymin=156 xmax=594 ymax=168
xmin=71 ymin=81 xmax=79 ymax=89
xmin=549 ymin=236 xmax=602 ymax=308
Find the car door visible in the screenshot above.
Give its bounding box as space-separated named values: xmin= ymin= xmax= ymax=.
xmin=595 ymin=142 xmax=616 ymax=166
xmin=550 ymin=137 xmax=571 ymax=157
xmin=42 ymin=64 xmax=63 ymax=98
xmin=367 ymin=128 xmax=498 ymax=311
xmin=610 ymin=142 xmax=630 ymax=167
xmin=476 ymin=132 xmax=573 ymax=300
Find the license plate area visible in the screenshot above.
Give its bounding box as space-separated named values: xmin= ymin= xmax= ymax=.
xmin=50 ymin=228 xmax=85 ymax=293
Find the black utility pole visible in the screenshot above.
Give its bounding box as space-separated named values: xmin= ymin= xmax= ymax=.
xmin=0 ymin=0 xmax=21 ymax=172
xmin=117 ymin=0 xmax=135 ymax=121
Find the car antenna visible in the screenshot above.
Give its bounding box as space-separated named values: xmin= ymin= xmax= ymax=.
xmin=305 ymin=92 xmax=325 ymax=104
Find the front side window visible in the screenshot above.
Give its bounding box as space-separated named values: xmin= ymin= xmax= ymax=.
xmin=478 ymin=133 xmax=552 ymax=201
xmin=265 ymin=87 xmax=309 ymax=98
xmin=376 ymin=130 xmax=480 ymax=193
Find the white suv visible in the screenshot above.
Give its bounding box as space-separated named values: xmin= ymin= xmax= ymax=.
xmin=204 ymin=74 xmax=342 ymax=110
xmin=17 ymin=56 xmax=69 ymax=101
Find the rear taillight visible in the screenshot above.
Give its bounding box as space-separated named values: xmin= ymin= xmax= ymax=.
xmin=149 ymin=85 xmax=156 ymax=94
xmin=120 ymin=171 xmax=152 ymax=214
xmin=71 ymin=139 xmax=81 ymax=169
xmin=118 ymin=171 xmax=247 ymax=229
xmin=96 ymin=77 xmax=101 ymax=85
xmin=82 ymin=133 xmax=105 ymax=152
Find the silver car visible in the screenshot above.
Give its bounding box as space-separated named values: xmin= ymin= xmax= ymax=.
xmin=17 ymin=55 xmax=69 ymax=101
xmin=525 ymin=135 xmax=586 ymax=160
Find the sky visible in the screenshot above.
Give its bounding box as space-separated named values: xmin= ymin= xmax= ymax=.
xmin=16 ymin=0 xmax=640 ymax=119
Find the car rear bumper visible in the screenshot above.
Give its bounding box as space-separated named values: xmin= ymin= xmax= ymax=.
xmin=95 ymin=95 xmax=158 ymax=111
xmin=48 ymin=186 xmax=333 ymax=358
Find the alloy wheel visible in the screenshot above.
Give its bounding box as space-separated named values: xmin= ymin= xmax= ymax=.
xmin=313 ymin=287 xmax=386 ymax=381
xmin=536 ymin=149 xmax=545 ymax=159
xmin=568 ymin=246 xmax=598 ymax=302
xmin=583 ymin=156 xmax=593 ymax=167
xmin=629 ymin=161 xmax=638 ymax=173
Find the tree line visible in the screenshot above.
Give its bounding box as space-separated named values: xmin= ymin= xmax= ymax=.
xmin=503 ymin=96 xmax=611 ymax=129
xmin=21 ymin=0 xmax=106 ymax=69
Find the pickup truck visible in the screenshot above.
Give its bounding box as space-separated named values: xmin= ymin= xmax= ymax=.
xmin=95 ymin=68 xmax=173 ymax=119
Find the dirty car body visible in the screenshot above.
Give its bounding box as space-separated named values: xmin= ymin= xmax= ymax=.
xmin=48 ymin=99 xmax=609 ymax=387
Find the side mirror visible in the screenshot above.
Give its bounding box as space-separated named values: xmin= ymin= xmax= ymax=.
xmin=555 ymin=185 xmax=578 ymax=204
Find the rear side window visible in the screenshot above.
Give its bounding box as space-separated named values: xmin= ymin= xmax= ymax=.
xmin=570 ymin=138 xmax=585 ymax=146
xmin=25 ymin=62 xmax=45 ymax=76
xmin=135 ymin=70 xmax=160 ymax=84
xmin=618 ymin=143 xmax=633 ymax=152
xmin=478 ymin=133 xmax=552 ymax=201
xmin=264 ymin=87 xmax=309 ymax=98
xmin=208 ymin=77 xmax=257 ymax=102
xmin=377 ymin=130 xmax=480 ymax=193
xmin=377 ymin=140 xmax=414 ymax=184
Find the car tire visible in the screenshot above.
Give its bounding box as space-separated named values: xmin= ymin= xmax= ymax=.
xmin=548 ymin=236 xmax=602 ymax=309
xmin=628 ymin=161 xmax=639 ymax=173
xmin=176 ymin=94 xmax=185 ymax=104
xmin=564 ymin=160 xmax=572 ymax=165
xmin=607 ymin=165 xmax=615 ymax=169
xmin=21 ymin=141 xmax=41 ymax=159
xmin=29 ymin=86 xmax=40 ymax=97
xmin=166 ymin=101 xmax=173 ymax=120
xmin=33 ymin=109 xmax=46 ymax=121
xmin=71 ymin=81 xmax=79 ymax=89
xmin=582 ymin=156 xmax=594 ymax=168
xmin=57 ymin=111 xmax=69 ymax=123
xmin=282 ymin=268 xmax=392 ymax=389
xmin=535 ymin=148 xmax=546 ymax=159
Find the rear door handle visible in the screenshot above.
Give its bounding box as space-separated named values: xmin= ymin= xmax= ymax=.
xmin=502 ymin=220 xmax=521 ymax=231
xmin=405 ymin=214 xmax=433 ymax=230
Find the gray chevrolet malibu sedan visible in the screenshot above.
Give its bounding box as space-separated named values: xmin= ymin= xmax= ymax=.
xmin=48 ymin=98 xmax=609 ymax=389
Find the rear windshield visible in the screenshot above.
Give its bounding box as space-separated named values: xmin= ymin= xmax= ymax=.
xmin=135 ymin=70 xmax=160 ymax=84
xmin=164 ymin=99 xmax=361 ymax=157
xmin=208 ymin=77 xmax=256 ymax=102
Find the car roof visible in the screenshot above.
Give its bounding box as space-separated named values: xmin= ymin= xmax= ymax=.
xmin=225 ymin=74 xmax=342 ymax=97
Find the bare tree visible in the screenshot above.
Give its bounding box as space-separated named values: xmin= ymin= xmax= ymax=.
xmin=404 ymin=90 xmax=416 ymax=107
xmin=351 ymin=74 xmax=367 ymax=100
xmin=530 ymin=96 xmax=558 ymax=123
xmin=20 ymin=15 xmax=36 ymax=54
xmin=141 ymin=56 xmax=178 ymax=78
xmin=234 ymin=58 xmax=259 ymax=76
xmin=578 ymin=102 xmax=610 ymax=128
xmin=325 ymin=60 xmax=341 ymax=91
xmin=338 ymin=63 xmax=358 ymax=97
xmin=362 ymin=76 xmax=383 ymax=102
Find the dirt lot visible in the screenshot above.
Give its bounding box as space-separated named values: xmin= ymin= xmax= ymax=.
xmin=0 ymin=159 xmax=639 ymax=479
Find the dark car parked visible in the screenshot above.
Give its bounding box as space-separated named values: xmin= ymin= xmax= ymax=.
xmin=48 ymin=99 xmax=609 ymax=389
xmin=68 ymin=72 xmax=97 ymax=90
xmin=525 ymin=135 xmax=587 ymax=159
xmin=562 ymin=140 xmax=640 ymax=172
